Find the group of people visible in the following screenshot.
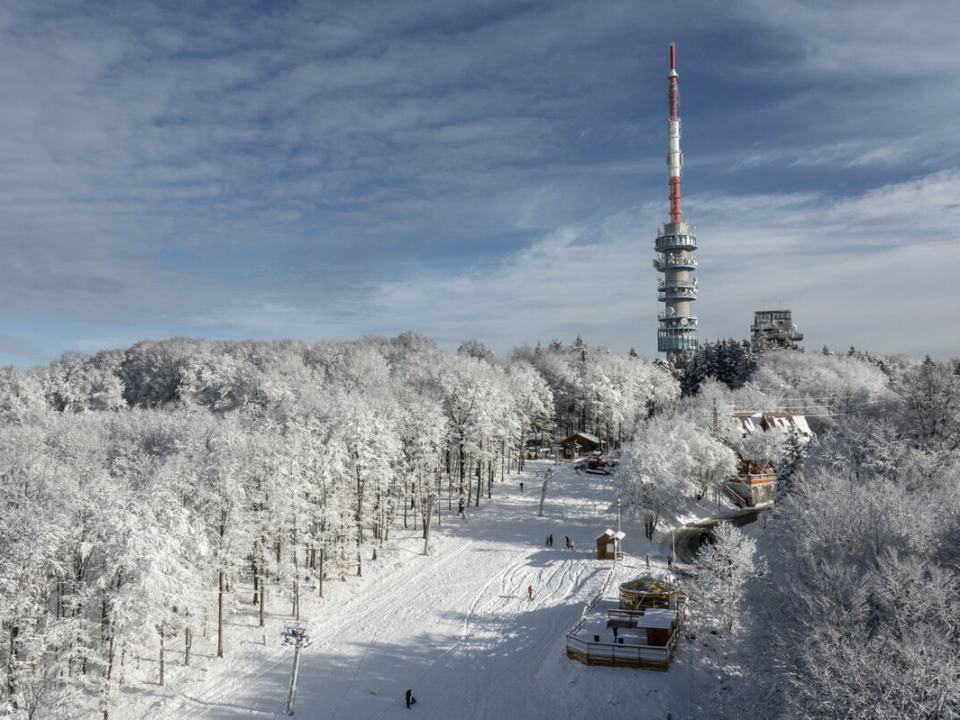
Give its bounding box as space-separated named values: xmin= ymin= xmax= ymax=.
xmin=543 ymin=534 xmax=575 ymax=550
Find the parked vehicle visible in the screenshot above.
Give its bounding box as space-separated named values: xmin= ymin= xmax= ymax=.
xmin=575 ymin=456 xmax=614 ymax=475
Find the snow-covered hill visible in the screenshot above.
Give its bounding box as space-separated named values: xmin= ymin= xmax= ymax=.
xmin=108 ymin=460 xmax=692 ymax=720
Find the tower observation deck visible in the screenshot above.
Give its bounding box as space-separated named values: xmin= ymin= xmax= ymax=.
xmin=654 ymin=44 xmax=698 ymax=360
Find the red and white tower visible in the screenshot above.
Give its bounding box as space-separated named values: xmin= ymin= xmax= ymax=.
xmin=654 ymin=44 xmax=699 ymax=360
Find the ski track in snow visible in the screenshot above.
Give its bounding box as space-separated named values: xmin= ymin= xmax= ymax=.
xmin=106 ymin=461 xmax=689 ymax=720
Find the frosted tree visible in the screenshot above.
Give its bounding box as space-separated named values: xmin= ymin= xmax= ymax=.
xmin=0 ymin=467 xmax=67 ymax=718
xmin=394 ymin=386 xmax=446 ymax=534
xmin=0 ymin=367 xmax=46 ymax=425
xmin=506 ymin=360 xmax=554 ymax=472
xmin=893 ymin=355 xmax=960 ymax=454
xmin=40 ymin=351 xmax=126 ymax=413
xmin=195 ymin=417 xmax=251 ymax=659
xmin=619 ymin=412 xmax=694 ymax=538
xmin=687 ymin=431 xmax=739 ymax=503
xmin=691 ymin=521 xmax=759 ymax=633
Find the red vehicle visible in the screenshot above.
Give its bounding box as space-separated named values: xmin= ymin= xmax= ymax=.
xmin=576 ymin=456 xmax=614 ymax=475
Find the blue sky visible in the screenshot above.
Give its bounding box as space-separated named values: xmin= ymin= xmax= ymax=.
xmin=1 ymin=0 xmax=959 ymax=366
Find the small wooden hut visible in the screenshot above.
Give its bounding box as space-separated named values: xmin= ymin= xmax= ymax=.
xmin=594 ymin=529 xmax=626 ymax=559
xmin=635 ymin=608 xmax=679 ymax=646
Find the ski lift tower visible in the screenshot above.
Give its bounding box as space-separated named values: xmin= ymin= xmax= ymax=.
xmin=281 ymin=626 xmax=310 ymax=715
xmin=654 ymin=44 xmax=699 ymax=363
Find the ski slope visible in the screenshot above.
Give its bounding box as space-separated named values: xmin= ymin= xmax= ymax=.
xmin=110 ymin=460 xmax=691 ymax=720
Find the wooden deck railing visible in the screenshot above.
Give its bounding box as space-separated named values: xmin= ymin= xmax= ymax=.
xmin=565 ymin=618 xmax=684 ymax=671
xmin=565 ymin=598 xmax=687 ymax=671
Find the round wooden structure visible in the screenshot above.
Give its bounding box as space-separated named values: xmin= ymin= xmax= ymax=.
xmin=618 ymin=576 xmax=682 ymax=611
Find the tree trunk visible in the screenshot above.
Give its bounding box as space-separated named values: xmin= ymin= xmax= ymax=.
xmin=518 ymin=429 xmax=525 ymax=473
xmin=292 ymin=538 xmax=300 ymax=621
xmin=159 ymin=625 xmax=165 ymax=686
xmin=458 ymin=441 xmax=467 ymax=512
xmin=317 ymin=547 xmax=325 ymax=598
xmin=259 ymin=575 xmax=266 ymax=628
xmin=7 ymin=625 xmax=18 ymax=711
xmin=475 ymin=450 xmax=483 ymax=508
xmin=217 ymin=570 xmax=225 ymax=658
xmin=184 ymin=627 xmax=192 ymax=666
xmin=356 ymin=464 xmax=364 ymax=577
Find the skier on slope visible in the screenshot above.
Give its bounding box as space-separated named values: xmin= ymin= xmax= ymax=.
xmin=406 ymin=689 xmax=416 ymax=708
xmin=527 ymin=585 xmax=534 ymax=601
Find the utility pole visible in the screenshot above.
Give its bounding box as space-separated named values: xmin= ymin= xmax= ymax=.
xmin=281 ymin=626 xmax=310 ymax=715
xmin=538 ymin=471 xmax=550 ymax=517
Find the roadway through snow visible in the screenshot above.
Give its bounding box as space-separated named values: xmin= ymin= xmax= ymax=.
xmin=671 ymin=508 xmax=761 ymax=568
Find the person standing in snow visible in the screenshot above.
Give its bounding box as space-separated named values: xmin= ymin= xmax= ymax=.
xmin=565 ymin=535 xmax=570 ymax=549
xmin=527 ymin=585 xmax=533 ymax=601
xmin=406 ymin=689 xmax=416 ymax=708
xmin=548 ymin=534 xmax=553 ymax=547
xmin=520 ymin=481 xmax=524 ymax=491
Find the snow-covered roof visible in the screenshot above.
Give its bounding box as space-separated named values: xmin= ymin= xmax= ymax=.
xmin=562 ymin=432 xmax=600 ymax=445
xmin=792 ymin=415 xmax=812 ymax=437
xmin=596 ymin=529 xmax=626 ymax=541
xmin=636 ymin=608 xmax=676 ymax=629
xmin=732 ymin=413 xmax=763 ymax=435
xmin=619 ymin=576 xmax=681 ymax=598
xmin=732 ymin=412 xmax=813 ymax=442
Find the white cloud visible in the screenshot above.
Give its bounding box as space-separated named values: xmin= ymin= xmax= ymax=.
xmin=0 ymin=0 xmax=958 ymax=365
xmin=354 ymin=169 xmax=960 ymax=358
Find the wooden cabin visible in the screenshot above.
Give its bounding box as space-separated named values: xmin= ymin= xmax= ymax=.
xmin=595 ymin=529 xmax=625 ymax=560
xmin=560 ymin=432 xmax=600 ymax=460
xmin=635 ymin=608 xmax=678 ymax=646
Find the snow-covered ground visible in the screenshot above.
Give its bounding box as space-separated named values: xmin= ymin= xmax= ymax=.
xmin=109 ymin=460 xmax=701 ymax=720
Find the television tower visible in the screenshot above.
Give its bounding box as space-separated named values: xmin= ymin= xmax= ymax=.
xmin=653 ymin=44 xmax=698 ymax=361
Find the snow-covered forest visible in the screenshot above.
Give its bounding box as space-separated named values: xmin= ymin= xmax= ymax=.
xmin=646 ymin=347 xmax=960 ymax=719
xmin=0 ymin=334 xmax=677 ymax=719
xmin=1 ymin=334 xmax=959 ymax=719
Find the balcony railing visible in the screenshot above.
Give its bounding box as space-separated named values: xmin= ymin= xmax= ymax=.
xmin=658 ymin=288 xmax=698 ymax=301
xmin=657 ymin=279 xmax=697 ymax=289
xmin=654 ymin=233 xmax=697 ymax=251
xmin=657 ymin=315 xmax=698 ymax=324
xmin=653 ymin=255 xmax=698 ymax=270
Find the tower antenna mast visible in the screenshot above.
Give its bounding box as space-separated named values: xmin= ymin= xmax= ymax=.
xmin=668 ymin=43 xmax=682 ymax=223
xmin=653 ymin=44 xmax=699 ymax=361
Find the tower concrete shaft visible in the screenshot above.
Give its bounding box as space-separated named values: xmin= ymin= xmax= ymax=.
xmin=655 ymin=44 xmax=698 ymax=360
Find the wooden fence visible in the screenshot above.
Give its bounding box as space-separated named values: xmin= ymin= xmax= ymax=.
xmin=565 ymin=615 xmax=684 ymax=671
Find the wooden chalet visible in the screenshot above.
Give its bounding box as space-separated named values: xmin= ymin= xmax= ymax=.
xmin=560 ymin=432 xmax=600 ymax=460
xmin=725 ymin=412 xmax=812 ymax=507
